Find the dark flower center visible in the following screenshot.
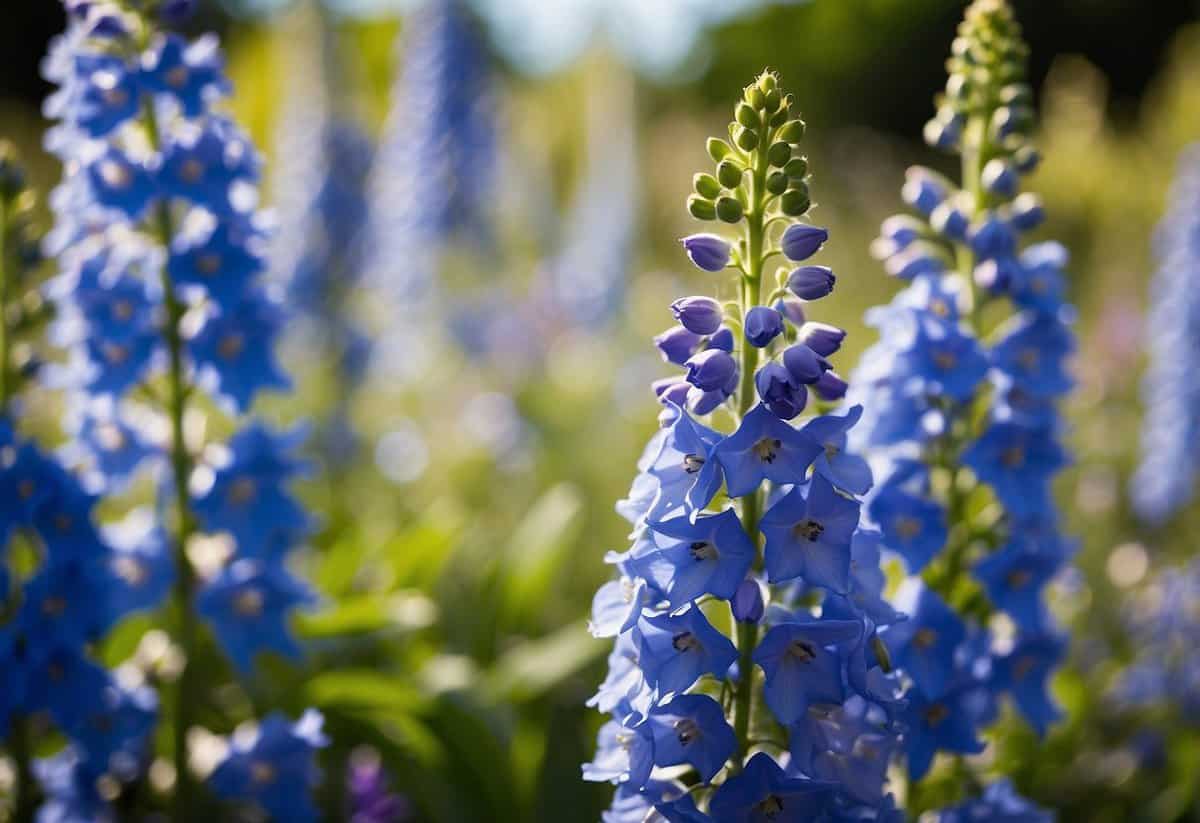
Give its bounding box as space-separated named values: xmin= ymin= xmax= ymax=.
xmin=682 ymin=453 xmax=705 ymax=474
xmin=792 ymin=518 xmax=824 ymax=542
xmin=675 ymin=718 xmax=701 ymax=746
xmin=672 ymin=631 xmax=700 ymax=653
xmin=913 ymin=627 xmax=938 ymax=649
xmin=689 ymin=541 xmax=718 ymax=562
xmin=789 ymin=639 xmax=817 ymax=663
xmin=757 ymin=794 xmax=784 ymax=818
xmin=753 ymin=437 xmax=782 ymax=464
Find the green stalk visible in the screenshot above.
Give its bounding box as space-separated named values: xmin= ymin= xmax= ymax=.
xmin=141 ymin=95 xmax=200 ymax=818
xmin=730 ymin=113 xmax=772 ymax=768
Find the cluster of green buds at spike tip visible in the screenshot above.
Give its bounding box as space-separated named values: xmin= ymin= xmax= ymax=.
xmin=0 ymin=143 xmax=50 ymax=415
xmin=689 ymin=73 xmax=811 ymax=226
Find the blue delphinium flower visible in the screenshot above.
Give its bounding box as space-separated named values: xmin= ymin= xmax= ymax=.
xmin=40 ymin=1 xmax=326 ymax=816
xmin=1130 ymin=146 xmax=1200 ymax=523
xmin=362 ymin=0 xmax=495 ymax=305
xmin=0 ymin=144 xmax=164 ymax=819
xmin=848 ymin=0 xmax=1075 ymax=799
xmin=930 ymin=779 xmax=1052 ymax=822
xmin=585 ymin=71 xmax=905 ymax=819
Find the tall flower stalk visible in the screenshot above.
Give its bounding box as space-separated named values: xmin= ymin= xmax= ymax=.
xmin=585 ymin=70 xmax=906 ymax=821
xmin=41 ymin=1 xmax=324 ymax=818
xmin=1130 ymin=145 xmax=1200 ymax=525
xmin=851 ymin=0 xmax=1070 ymax=813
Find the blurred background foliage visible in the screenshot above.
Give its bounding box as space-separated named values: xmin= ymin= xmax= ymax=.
xmin=3 ymin=0 xmax=1200 ymax=820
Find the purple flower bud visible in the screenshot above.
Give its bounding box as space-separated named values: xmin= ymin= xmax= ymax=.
xmin=798 ymin=322 xmax=845 ymax=357
xmin=755 ymin=362 xmax=807 ymax=419
xmin=901 ymin=167 xmax=948 ymax=216
xmin=671 ymin=296 xmax=723 ymax=335
xmin=774 ymin=297 xmax=806 ymax=326
xmin=969 ymin=215 xmax=1016 ymax=259
xmin=654 ymin=326 xmax=702 ymax=366
xmin=973 ymin=257 xmax=1020 ymax=293
xmin=982 ymin=159 xmax=1018 ymax=198
xmin=659 ymin=380 xmax=692 ymax=408
xmin=1010 ymin=193 xmax=1044 ymax=232
xmin=680 ymin=234 xmax=731 ymax=272
xmin=707 ymin=327 xmax=735 ymax=353
xmin=814 ymin=370 xmax=848 ymax=401
xmin=780 ymin=224 xmax=829 ymax=262
xmin=652 ymin=376 xmax=684 ymax=397
xmin=744 ymin=306 xmax=784 ymax=348
xmin=688 ymin=385 xmax=727 ymax=416
xmin=872 ymin=215 xmax=923 ymax=259
xmin=686 ymin=348 xmax=737 ymax=392
xmin=884 ymin=244 xmax=946 ymax=280
xmin=786 ymin=266 xmax=835 ymax=300
xmin=782 ymin=343 xmax=827 ymax=385
xmin=732 ymin=579 xmax=765 ymax=623
xmin=930 ymin=201 xmax=969 ymax=241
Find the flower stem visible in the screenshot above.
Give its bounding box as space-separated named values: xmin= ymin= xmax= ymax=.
xmin=731 ymin=113 xmax=772 ymax=770
xmin=141 ymin=95 xmax=200 ymax=818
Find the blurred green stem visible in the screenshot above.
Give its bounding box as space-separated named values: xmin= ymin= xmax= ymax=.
xmin=731 ymin=110 xmax=772 ymax=771
xmin=142 ymin=95 xmax=200 ymax=820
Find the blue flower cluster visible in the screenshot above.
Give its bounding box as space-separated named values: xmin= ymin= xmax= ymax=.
xmin=1114 ymin=558 xmax=1200 ymax=720
xmin=1130 ymin=145 xmax=1200 ymax=524
xmin=848 ymin=0 xmax=1073 ymax=798
xmin=0 ymin=149 xmax=162 ymax=817
xmin=585 ymin=71 xmax=907 ymax=822
xmin=363 ymin=0 xmax=495 ymax=305
xmin=37 ymin=0 xmax=325 ymax=817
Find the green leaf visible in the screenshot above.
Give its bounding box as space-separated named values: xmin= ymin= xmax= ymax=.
xmin=304 ymin=669 xmax=431 ymax=714
xmin=481 ymin=620 xmax=604 ymax=703
xmin=498 ymin=483 xmax=584 ymax=623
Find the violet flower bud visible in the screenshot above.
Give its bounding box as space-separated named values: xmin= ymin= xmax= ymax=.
xmin=744 ymin=306 xmax=784 ymax=348
xmin=671 ymin=296 xmax=723 ymax=335
xmin=755 ymin=362 xmax=807 ymax=420
xmin=680 ymin=234 xmax=731 ymax=272
xmin=786 ymin=266 xmax=835 ymax=301
xmin=654 ymin=326 xmax=702 ymax=366
xmin=707 ymin=327 xmax=735 ymax=353
xmin=688 ymin=385 xmax=726 ymax=416
xmin=798 ymin=322 xmax=846 ymax=357
xmin=774 ymin=297 xmax=806 ymax=326
xmin=685 ymin=348 xmax=737 ymax=392
xmin=732 ymin=578 xmax=765 ymax=623
xmin=780 ymin=224 xmax=828 ymax=262
xmin=813 ymin=369 xmax=848 ymax=401
xmin=782 ymin=343 xmax=827 ymax=385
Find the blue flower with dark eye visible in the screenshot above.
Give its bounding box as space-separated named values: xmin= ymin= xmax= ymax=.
xmin=159 ymin=118 xmax=258 ymax=212
xmin=168 ymin=219 xmax=263 ymax=307
xmin=634 ymin=509 xmax=756 ymax=607
xmin=64 ymin=399 xmax=159 ymax=491
xmin=583 ymin=715 xmax=654 ymax=788
xmin=102 ymin=511 xmax=174 ymax=622
xmin=196 ymin=558 xmax=316 ymax=673
xmin=208 ymin=710 xmax=328 ymax=823
xmin=68 ymin=679 xmax=157 ymax=765
xmin=140 ymin=33 xmax=229 ymax=117
xmin=991 ymin=633 xmax=1063 ymax=736
xmin=1009 ymin=242 xmax=1067 ymax=315
xmin=892 ymin=316 xmax=988 ymax=402
xmin=902 ymin=687 xmax=986 ymax=780
xmin=973 ymin=536 xmax=1065 ymax=632
xmin=74 ymin=53 xmax=140 ymax=137
xmin=882 ymin=580 xmax=965 ymax=699
xmin=932 ymin=779 xmax=1053 ymax=823
xmin=86 ymin=148 xmax=156 ymax=219
xmin=189 ymin=292 xmax=290 ymax=411
xmin=193 ymin=422 xmax=312 ymax=553
xmin=989 ymin=313 xmax=1074 ymax=397
xmin=753 ymin=617 xmax=860 ymax=724
xmin=800 ymin=405 xmax=873 ymax=495
xmin=641 ymin=408 xmax=724 ymax=523
xmin=634 ymin=607 xmax=738 ymax=697
xmin=709 ymin=751 xmax=834 ymax=821
xmin=714 ymin=404 xmax=821 ymax=497
xmin=761 ymin=475 xmax=860 ymax=591
xmin=647 ymin=694 xmax=735 ymax=783
xmin=34 ymin=749 xmax=110 ymax=823
xmin=961 ymin=422 xmax=1067 ymax=520
xmin=868 ymin=483 xmax=947 ymax=573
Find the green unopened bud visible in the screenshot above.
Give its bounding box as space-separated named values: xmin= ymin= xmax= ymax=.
xmin=767 ymin=141 xmax=791 ymax=168
xmin=780 ymin=184 xmax=811 ymax=216
xmin=735 ymin=103 xmax=759 ymax=129
xmin=694 ymin=173 xmax=722 ymax=200
xmin=764 ymin=88 xmax=781 ymax=112
xmin=777 ymin=119 xmax=806 ymax=143
xmin=716 ymin=196 xmax=743 ymax=224
xmin=735 ymin=127 xmax=759 ymax=152
xmin=770 ymin=101 xmax=791 ymax=127
xmin=757 ymin=72 xmax=777 ymax=94
xmin=717 ymin=159 xmax=744 ymax=189
xmin=766 ymin=171 xmax=789 ymax=196
xmin=783 ymin=156 xmax=808 ymax=179
xmin=706 ymin=138 xmax=733 ymax=163
xmin=745 ymin=85 xmax=766 ymax=109
xmin=688 ymin=195 xmax=717 ymax=221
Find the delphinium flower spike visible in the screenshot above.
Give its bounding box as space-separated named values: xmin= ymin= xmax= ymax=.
xmin=585 ymin=70 xmax=906 ymax=821
xmin=1130 ymin=146 xmax=1200 ymax=524
xmin=41 ymin=1 xmax=325 ymax=817
xmin=848 ymin=0 xmax=1075 ymax=810
xmin=0 ymin=145 xmax=161 ymax=821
